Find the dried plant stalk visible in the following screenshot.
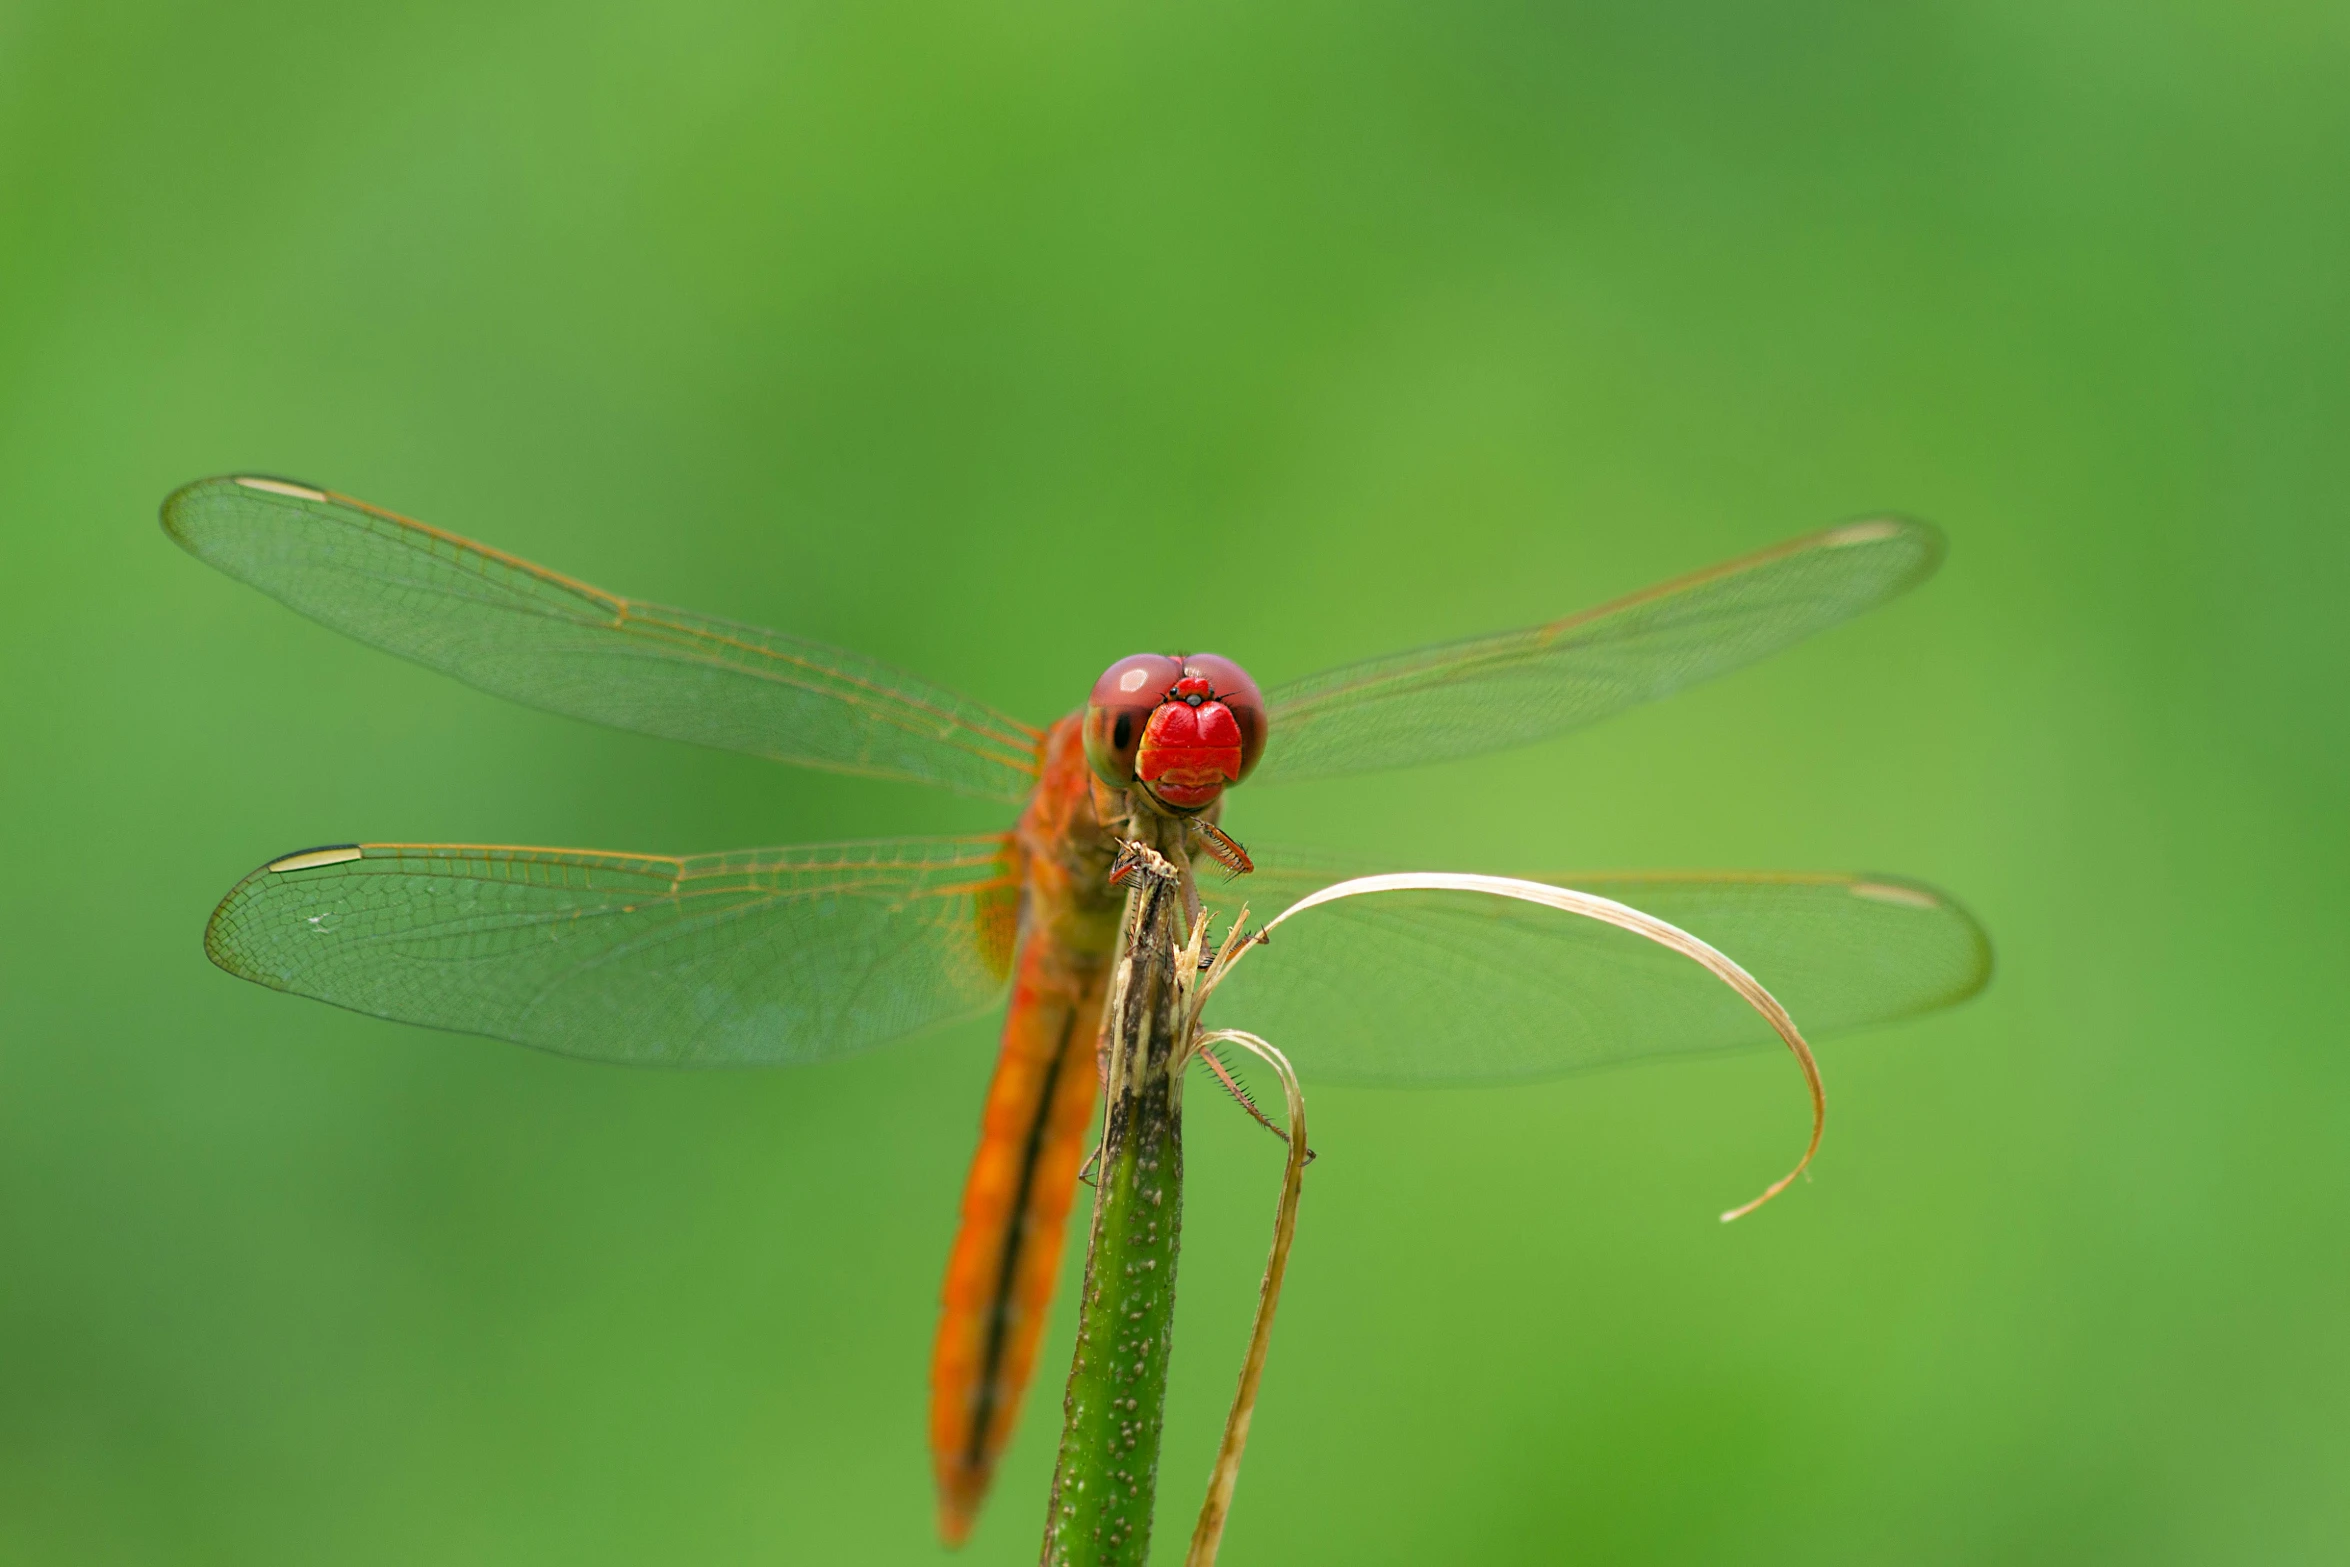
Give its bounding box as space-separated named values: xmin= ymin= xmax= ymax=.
xmin=1245 ymin=872 xmax=1826 ymax=1222
xmin=1182 ymin=1029 xmax=1306 ymax=1567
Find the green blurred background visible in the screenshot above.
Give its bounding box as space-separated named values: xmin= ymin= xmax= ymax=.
xmin=3 ymin=1 xmax=2346 ymax=1562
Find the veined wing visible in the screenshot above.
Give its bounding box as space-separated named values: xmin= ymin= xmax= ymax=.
xmin=205 ymin=837 xmax=1022 ymax=1065
xmin=1250 ymin=518 xmax=1943 ymax=785
xmin=1200 ymin=854 xmax=1989 ymax=1086
xmin=163 ymin=477 xmax=1043 ymax=802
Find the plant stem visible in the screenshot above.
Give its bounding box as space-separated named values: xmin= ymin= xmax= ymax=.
xmin=1041 ymin=834 xmax=1191 ymax=1567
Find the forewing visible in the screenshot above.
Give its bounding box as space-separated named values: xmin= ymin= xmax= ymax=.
xmin=205 ymin=837 xmax=1023 ymax=1065
xmin=1202 ymin=854 xmax=1989 ymax=1086
xmin=1250 ymin=518 xmax=1943 ymax=784
xmin=164 ymin=476 xmax=1043 ymax=802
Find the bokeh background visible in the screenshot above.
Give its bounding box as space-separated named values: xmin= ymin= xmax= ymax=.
xmin=4 ymin=2 xmax=2346 ymax=1562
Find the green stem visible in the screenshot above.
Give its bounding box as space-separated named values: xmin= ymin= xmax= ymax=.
xmin=1042 ymin=838 xmax=1191 ymax=1567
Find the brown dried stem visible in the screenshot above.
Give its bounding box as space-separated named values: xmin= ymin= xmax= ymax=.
xmin=1236 ymin=872 xmax=1826 ymax=1223
xmin=1181 ymin=1029 xmax=1307 ymax=1567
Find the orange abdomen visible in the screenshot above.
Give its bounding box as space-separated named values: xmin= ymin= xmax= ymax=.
xmin=929 ymin=939 xmax=1107 ymax=1543
xmin=929 ymin=716 xmax=1120 ymax=1545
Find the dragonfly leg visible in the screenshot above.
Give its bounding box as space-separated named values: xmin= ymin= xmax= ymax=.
xmin=1185 ymin=817 xmax=1254 ymax=879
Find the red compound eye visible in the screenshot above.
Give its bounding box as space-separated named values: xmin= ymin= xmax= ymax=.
xmin=1083 ymin=653 xmax=1184 ymax=786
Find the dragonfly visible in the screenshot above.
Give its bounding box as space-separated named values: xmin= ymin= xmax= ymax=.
xmin=166 ymin=475 xmax=1991 ymax=1545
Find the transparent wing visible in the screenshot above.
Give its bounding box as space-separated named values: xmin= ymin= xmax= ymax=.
xmin=1251 ymin=518 xmax=1943 ymax=785
xmin=1200 ymin=852 xmax=1990 ymax=1086
xmin=204 ymin=837 xmax=1023 ymax=1065
xmin=163 ymin=476 xmax=1044 ymax=802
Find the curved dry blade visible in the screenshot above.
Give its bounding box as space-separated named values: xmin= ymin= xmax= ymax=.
xmin=164 ymin=476 xmax=1044 ymax=802
xmin=1202 ymin=852 xmax=1989 ymax=1086
xmin=1251 ymin=517 xmax=1942 ymax=785
xmin=206 ymin=836 xmax=1022 ymax=1065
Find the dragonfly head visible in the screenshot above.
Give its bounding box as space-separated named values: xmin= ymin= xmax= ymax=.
xmin=1084 ymin=652 xmax=1266 ymax=814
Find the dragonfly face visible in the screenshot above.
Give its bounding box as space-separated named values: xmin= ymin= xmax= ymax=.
xmin=1082 ymin=652 xmax=1267 ymax=814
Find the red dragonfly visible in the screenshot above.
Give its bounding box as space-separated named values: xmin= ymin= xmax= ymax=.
xmin=167 ymin=476 xmax=1990 ymax=1544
